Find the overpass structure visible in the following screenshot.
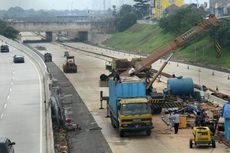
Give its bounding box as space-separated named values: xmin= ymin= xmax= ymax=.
xmin=7 ymin=16 xmax=115 ymax=42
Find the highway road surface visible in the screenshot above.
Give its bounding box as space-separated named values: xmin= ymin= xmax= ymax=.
xmin=28 ymin=41 xmax=230 ymax=153
xmin=0 ymin=41 xmax=41 ymax=153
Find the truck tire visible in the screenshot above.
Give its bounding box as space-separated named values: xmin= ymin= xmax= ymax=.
xmin=146 ymin=129 xmax=151 ymax=136
xmin=119 ymin=130 xmax=125 ymax=137
xmin=211 ymin=139 xmax=216 ymax=148
xmin=63 ymin=66 xmax=66 ymax=73
xmin=110 ymin=112 xmax=116 ymax=128
xmin=189 ymin=139 xmax=193 ymax=148
xmin=151 ymin=107 xmax=162 ymax=114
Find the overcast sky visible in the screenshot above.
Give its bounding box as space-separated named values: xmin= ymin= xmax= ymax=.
xmin=0 ymin=0 xmax=209 ymax=10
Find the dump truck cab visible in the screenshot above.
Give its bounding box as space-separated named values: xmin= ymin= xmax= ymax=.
xmin=118 ymin=98 xmax=153 ymax=135
xmin=108 ymin=77 xmax=153 ymax=137
xmin=63 ymin=56 xmax=77 ymax=73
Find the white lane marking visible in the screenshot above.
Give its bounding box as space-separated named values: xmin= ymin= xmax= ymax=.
xmin=11 ymin=81 xmax=14 ymax=85
xmin=1 ymin=114 xmax=3 ymax=119
xmin=28 ymin=55 xmax=43 ymax=153
xmin=7 ymin=95 xmax=10 ymax=100
xmin=9 ymin=88 xmax=12 ymax=92
xmin=4 ymin=104 xmax=7 ymax=109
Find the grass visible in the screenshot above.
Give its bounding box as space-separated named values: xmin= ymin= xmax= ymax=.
xmin=103 ymin=24 xmax=230 ymax=69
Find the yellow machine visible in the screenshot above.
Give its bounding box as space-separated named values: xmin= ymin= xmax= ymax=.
xmin=189 ymin=127 xmax=216 ymax=148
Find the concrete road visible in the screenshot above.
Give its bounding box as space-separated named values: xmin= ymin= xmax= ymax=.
xmin=0 ymin=42 xmax=41 ymax=153
xmin=19 ymin=32 xmax=43 ymax=42
xmin=29 ymin=42 xmax=230 ymax=153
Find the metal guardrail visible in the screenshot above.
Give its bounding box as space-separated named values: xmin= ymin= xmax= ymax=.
xmin=0 ymin=36 xmax=54 ymax=153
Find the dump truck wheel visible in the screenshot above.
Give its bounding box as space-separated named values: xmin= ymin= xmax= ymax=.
xmin=63 ymin=66 xmax=67 ymax=73
xmin=189 ymin=139 xmax=193 ymax=148
xmin=146 ymin=129 xmax=151 ymax=136
xmin=212 ymin=139 xmax=216 ymax=148
xmin=119 ymin=130 xmax=125 ymax=137
xmin=151 ymin=107 xmax=162 ymax=114
xmin=110 ymin=112 xmax=116 ymax=128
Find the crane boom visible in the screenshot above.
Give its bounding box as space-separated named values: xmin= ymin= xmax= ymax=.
xmin=132 ymin=14 xmax=219 ymax=75
xmin=146 ymin=53 xmax=173 ymax=89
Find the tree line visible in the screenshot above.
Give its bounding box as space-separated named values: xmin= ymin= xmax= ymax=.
xmin=113 ymin=0 xmax=150 ymax=32
xmin=0 ymin=20 xmax=18 ymax=39
xmin=114 ymin=2 xmax=230 ymax=49
xmin=159 ymin=6 xmax=230 ymax=48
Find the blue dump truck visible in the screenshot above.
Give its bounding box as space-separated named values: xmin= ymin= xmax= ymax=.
xmin=109 ymin=77 xmax=153 ymax=137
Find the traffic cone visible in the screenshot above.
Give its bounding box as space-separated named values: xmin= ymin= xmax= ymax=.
xmin=187 ymin=66 xmax=189 ymax=70
xmin=177 ymin=63 xmax=179 ymax=67
xmin=212 ymin=71 xmax=215 ymax=76
xmin=228 ymin=76 xmax=230 ymax=80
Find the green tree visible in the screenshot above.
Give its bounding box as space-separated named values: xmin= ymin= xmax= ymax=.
xmin=117 ymin=13 xmax=137 ymax=32
xmin=118 ymin=4 xmax=136 ymax=17
xmin=3 ymin=27 xmax=18 ymax=39
xmin=133 ymin=0 xmax=150 ymax=18
xmin=0 ymin=20 xmax=18 ymax=39
xmin=115 ymin=5 xmax=138 ymax=32
xmin=159 ymin=6 xmax=206 ymax=35
xmin=209 ymin=19 xmax=230 ymax=48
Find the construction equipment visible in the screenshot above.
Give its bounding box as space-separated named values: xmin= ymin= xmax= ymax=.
xmin=124 ymin=14 xmax=218 ymax=113
xmin=102 ymin=15 xmax=220 ymax=132
xmin=108 ymin=77 xmax=153 ymax=137
xmin=189 ymin=126 xmax=216 ymax=148
xmin=146 ymin=53 xmax=173 ymax=90
xmin=120 ymin=14 xmax=219 ymax=76
xmin=105 ymin=58 xmax=152 ymax=76
xmin=44 ymin=53 xmax=52 ymax=62
xmin=102 ymin=15 xmax=219 ymax=86
xmin=63 ymin=56 xmax=77 ymax=73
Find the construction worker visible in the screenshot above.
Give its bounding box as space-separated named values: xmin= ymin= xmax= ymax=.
xmin=168 ymin=110 xmax=174 ymax=131
xmin=113 ymin=70 xmax=121 ymax=83
xmin=195 ymin=110 xmax=205 ymax=126
xmin=128 ymin=66 xmax=135 ymax=76
xmin=221 ymin=97 xmax=230 ymax=140
xmin=171 ymin=111 xmax=180 ymax=134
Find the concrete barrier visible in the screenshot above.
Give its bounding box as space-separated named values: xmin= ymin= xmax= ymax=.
xmin=0 ymin=35 xmax=54 ymax=153
xmin=204 ymin=93 xmax=227 ymax=107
